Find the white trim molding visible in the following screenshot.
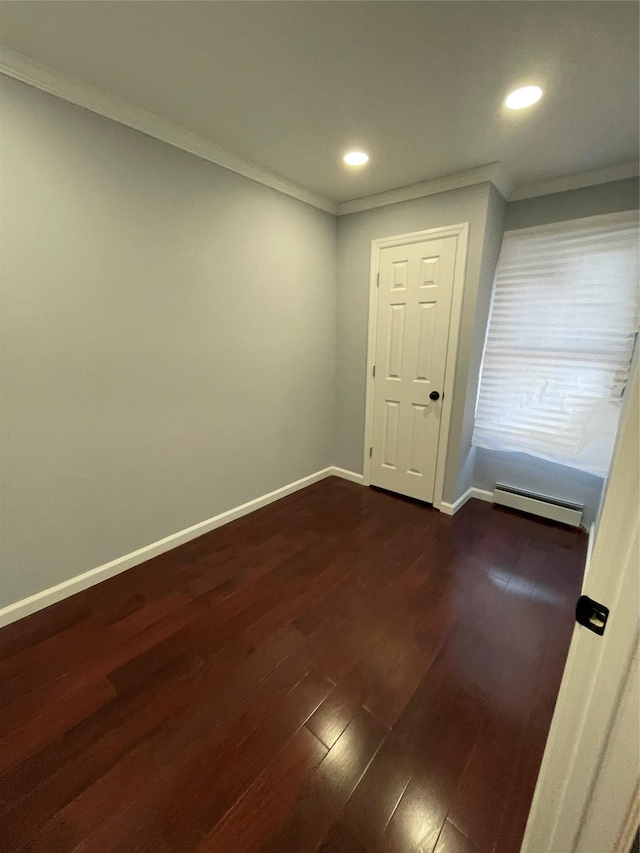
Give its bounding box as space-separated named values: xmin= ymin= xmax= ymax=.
xmin=469 ymin=487 xmax=494 ymax=504
xmin=338 ymin=163 xmax=513 ymax=215
xmin=510 ymin=161 xmax=639 ymax=202
xmin=336 ymin=161 xmax=639 ymax=216
xmin=0 ymin=47 xmax=338 ymax=216
xmin=0 ymin=467 xmax=334 ymax=628
xmin=439 ymin=487 xmax=494 ymax=516
xmin=330 ymin=467 xmax=365 ymax=484
xmin=2 ymin=47 xmax=636 ymax=218
xmin=362 ymin=224 xmax=470 ymax=513
xmin=2 ymin=47 xmax=637 ymax=218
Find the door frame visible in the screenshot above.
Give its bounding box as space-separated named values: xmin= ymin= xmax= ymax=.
xmin=362 ymin=223 xmax=470 ymax=509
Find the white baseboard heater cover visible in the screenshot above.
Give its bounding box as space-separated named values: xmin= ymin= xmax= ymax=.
xmin=493 ymin=484 xmax=584 ymax=528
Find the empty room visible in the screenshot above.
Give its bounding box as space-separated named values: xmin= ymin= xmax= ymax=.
xmin=0 ymin=2 xmax=638 ymax=852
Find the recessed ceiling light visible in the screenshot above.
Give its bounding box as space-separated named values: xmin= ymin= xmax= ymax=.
xmin=505 ymin=85 xmax=543 ymax=110
xmin=343 ymin=151 xmax=369 ymax=166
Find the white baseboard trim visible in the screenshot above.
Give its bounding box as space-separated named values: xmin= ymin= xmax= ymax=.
xmin=330 ymin=467 xmax=365 ymax=484
xmin=469 ymin=487 xmax=495 ymax=503
xmin=439 ymin=486 xmax=495 ymax=516
xmin=439 ymin=489 xmax=472 ymax=516
xmin=0 ymin=467 xmax=334 ymax=628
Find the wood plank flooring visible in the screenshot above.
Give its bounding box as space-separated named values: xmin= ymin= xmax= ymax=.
xmin=0 ymin=477 xmax=587 ymax=853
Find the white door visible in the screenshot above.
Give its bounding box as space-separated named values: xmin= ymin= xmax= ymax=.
xmin=370 ymin=236 xmax=457 ymax=503
xmin=521 ymin=365 xmax=639 ymax=853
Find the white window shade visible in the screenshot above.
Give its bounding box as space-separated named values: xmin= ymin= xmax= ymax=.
xmin=472 ymin=212 xmax=639 ymax=477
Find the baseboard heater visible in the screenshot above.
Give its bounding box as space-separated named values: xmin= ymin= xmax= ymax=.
xmin=493 ymin=483 xmax=584 ymax=528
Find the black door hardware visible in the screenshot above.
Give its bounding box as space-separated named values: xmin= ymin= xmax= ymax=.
xmin=429 ymin=391 xmax=440 ymax=401
xmin=576 ymin=595 xmax=609 ymax=636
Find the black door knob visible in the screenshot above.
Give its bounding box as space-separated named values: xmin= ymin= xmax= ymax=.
xmin=429 ymin=391 xmax=440 ymax=401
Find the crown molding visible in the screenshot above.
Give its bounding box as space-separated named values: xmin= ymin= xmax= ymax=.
xmin=2 ymin=46 xmax=510 ymax=217
xmin=510 ymin=161 xmax=640 ymax=202
xmin=2 ymin=47 xmax=636 ymax=219
xmin=337 ymin=163 xmax=513 ymax=216
xmin=0 ymin=47 xmax=339 ymax=216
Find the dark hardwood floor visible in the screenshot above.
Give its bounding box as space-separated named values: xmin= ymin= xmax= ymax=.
xmin=0 ymin=477 xmax=586 ymax=853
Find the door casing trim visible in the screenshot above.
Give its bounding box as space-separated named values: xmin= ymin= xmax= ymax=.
xmin=362 ymin=223 xmax=470 ymax=510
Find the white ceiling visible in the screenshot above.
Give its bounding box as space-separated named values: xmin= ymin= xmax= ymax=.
xmin=0 ymin=1 xmax=638 ymax=205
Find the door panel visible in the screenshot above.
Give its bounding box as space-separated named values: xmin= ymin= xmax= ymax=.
xmin=415 ymin=301 xmax=436 ymax=381
xmin=407 ymin=404 xmax=428 ymax=475
xmin=382 ymin=400 xmax=401 ymax=469
xmin=386 ymin=304 xmax=405 ymax=379
xmin=370 ymin=236 xmax=457 ymax=503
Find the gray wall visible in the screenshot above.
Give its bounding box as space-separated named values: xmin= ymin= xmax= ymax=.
xmin=474 ymin=450 xmax=605 ymax=528
xmin=334 ymin=182 xmax=496 ymax=503
xmin=473 ymin=178 xmax=640 ymax=526
xmin=504 ymin=178 xmax=639 ymax=232
xmin=3 ymin=74 xmax=637 ymax=608
xmin=454 ymin=184 xmax=505 ymax=499
xmin=0 ymin=77 xmax=337 ymax=608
